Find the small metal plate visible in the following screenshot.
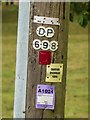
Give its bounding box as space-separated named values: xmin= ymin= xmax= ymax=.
xmin=46 ymin=64 xmax=63 ymax=82
xmin=33 ymin=16 xmax=60 ymax=26
xmin=39 ymin=51 xmax=51 ymax=65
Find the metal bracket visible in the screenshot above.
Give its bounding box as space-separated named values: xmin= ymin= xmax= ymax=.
xmin=33 ymin=16 xmax=60 ymax=26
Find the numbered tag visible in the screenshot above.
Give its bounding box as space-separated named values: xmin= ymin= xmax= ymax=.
xmin=33 ymin=39 xmax=41 ymax=50
xmin=46 ymin=64 xmax=63 ymax=82
xmin=41 ymin=40 xmax=49 ymax=50
xmin=45 ymin=27 xmax=55 ymax=38
xmin=36 ymin=84 xmax=55 ymax=110
xmin=36 ymin=26 xmax=55 ymax=38
xmin=36 ymin=26 xmax=46 ymax=37
xmin=50 ymin=41 xmax=58 ymax=52
xmin=33 ymin=39 xmax=58 ymax=51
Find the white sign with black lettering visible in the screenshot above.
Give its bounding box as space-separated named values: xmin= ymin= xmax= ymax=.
xmin=41 ymin=40 xmax=49 ymax=50
xmin=33 ymin=39 xmax=58 ymax=51
xmin=33 ymin=39 xmax=41 ymax=50
xmin=36 ymin=26 xmax=45 ymax=37
xmin=50 ymin=41 xmax=58 ymax=52
xmin=45 ymin=27 xmax=55 ymax=38
xmin=36 ymin=26 xmax=55 ymax=38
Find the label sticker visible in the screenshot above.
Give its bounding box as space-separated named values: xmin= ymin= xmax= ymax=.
xmin=46 ymin=64 xmax=63 ymax=82
xmin=36 ymin=84 xmax=55 ymax=109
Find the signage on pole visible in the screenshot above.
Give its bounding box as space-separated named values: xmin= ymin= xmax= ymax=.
xmin=36 ymin=84 xmax=55 ymax=110
xmin=46 ymin=64 xmax=63 ymax=82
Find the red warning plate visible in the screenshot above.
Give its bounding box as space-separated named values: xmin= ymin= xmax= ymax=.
xmin=39 ymin=51 xmax=51 ymax=65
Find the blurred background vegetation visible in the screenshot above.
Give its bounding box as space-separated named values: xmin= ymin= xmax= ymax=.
xmin=2 ymin=2 xmax=88 ymax=118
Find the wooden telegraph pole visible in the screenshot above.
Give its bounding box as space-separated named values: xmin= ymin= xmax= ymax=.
xmin=26 ymin=2 xmax=69 ymax=118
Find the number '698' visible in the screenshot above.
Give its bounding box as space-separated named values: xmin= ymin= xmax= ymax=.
xmin=33 ymin=39 xmax=58 ymax=52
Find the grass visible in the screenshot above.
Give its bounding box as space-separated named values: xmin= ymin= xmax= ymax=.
xmin=2 ymin=5 xmax=18 ymax=118
xmin=65 ymin=20 xmax=88 ymax=118
xmin=2 ymin=4 xmax=88 ymax=118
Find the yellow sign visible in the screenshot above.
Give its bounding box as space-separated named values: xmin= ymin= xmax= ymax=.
xmin=46 ymin=64 xmax=63 ymax=82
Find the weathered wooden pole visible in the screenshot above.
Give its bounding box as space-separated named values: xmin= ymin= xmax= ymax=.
xmin=0 ymin=2 xmax=2 ymax=119
xmin=26 ymin=2 xmax=69 ymax=118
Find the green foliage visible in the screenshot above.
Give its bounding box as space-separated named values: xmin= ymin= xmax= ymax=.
xmin=78 ymin=14 xmax=88 ymax=28
xmin=70 ymin=2 xmax=90 ymax=27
